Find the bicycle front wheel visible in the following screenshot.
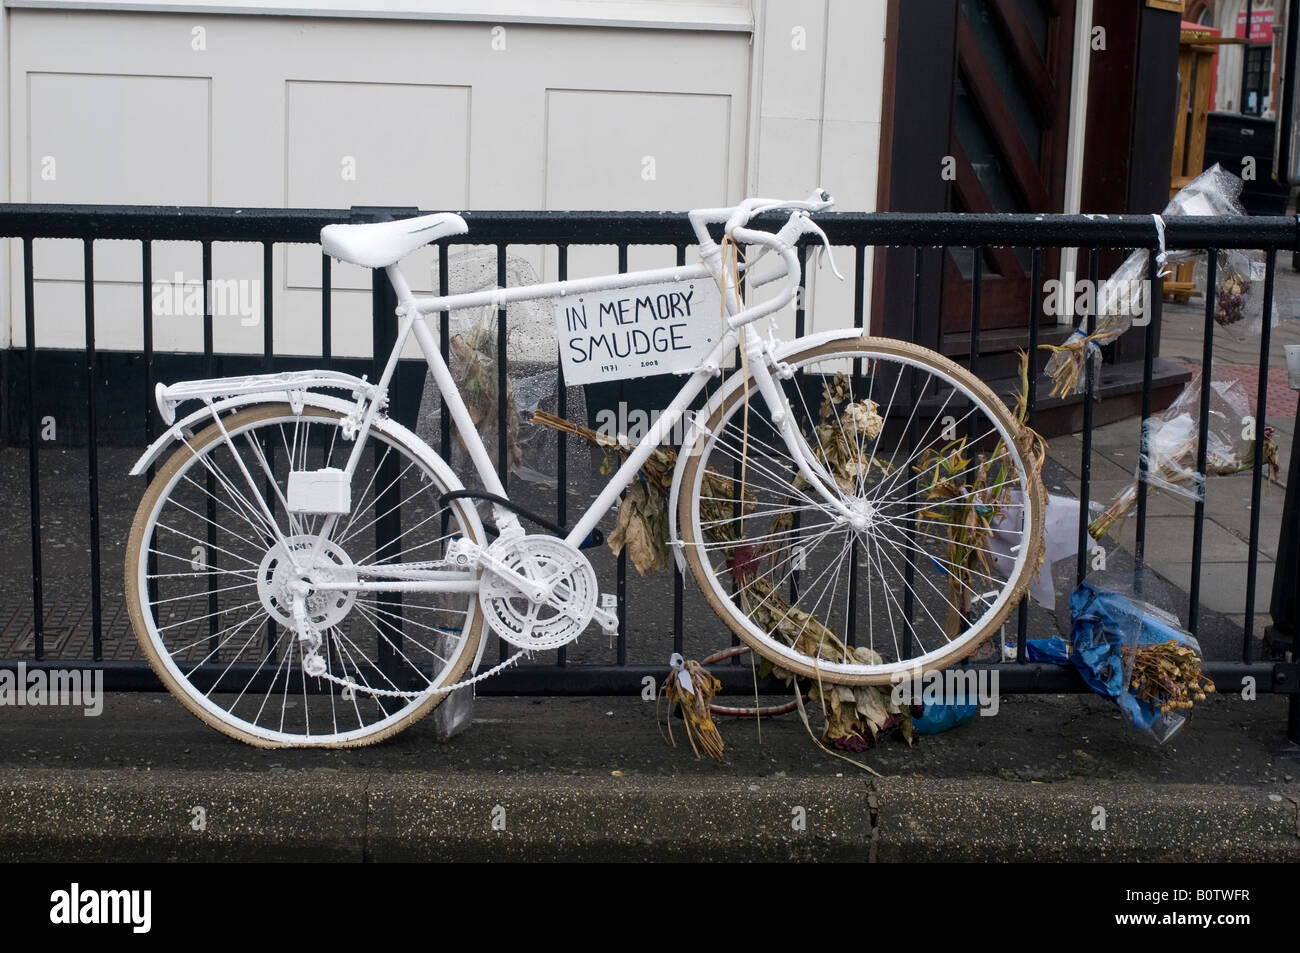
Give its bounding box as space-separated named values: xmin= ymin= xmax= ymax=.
xmin=678 ymin=336 xmax=1045 ymax=685
xmin=125 ymin=402 xmax=485 ymax=747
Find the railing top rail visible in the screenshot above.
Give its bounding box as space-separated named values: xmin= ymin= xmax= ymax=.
xmin=0 ymin=203 xmax=1296 ymax=249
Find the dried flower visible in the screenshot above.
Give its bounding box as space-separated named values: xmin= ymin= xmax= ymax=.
xmin=659 ymin=659 xmax=725 ymax=761
xmin=448 ymin=329 xmax=522 ymax=471
xmin=913 ymin=351 xmax=1045 ymax=637
xmin=1124 ymin=640 xmax=1215 ymax=715
xmin=1215 ymin=270 xmax=1249 ymax=326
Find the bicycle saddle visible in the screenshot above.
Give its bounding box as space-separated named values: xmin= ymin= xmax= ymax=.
xmin=320 ymin=212 xmax=468 ymax=268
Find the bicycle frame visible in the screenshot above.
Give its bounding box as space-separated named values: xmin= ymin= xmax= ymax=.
xmin=141 ymin=196 xmax=856 ymax=599
xmin=382 ymin=258 xmax=728 ymax=550
xmin=319 ymin=248 xmax=857 ymax=590
xmin=121 ymin=196 xmax=1061 ymax=747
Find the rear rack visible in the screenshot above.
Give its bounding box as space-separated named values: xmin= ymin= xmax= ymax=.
xmin=155 ymin=370 xmax=378 ymax=424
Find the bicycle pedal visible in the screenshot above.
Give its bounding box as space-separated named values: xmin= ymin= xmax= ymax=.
xmin=593 ymin=593 xmax=619 ymax=645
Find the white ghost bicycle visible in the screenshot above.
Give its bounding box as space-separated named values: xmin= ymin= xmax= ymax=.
xmin=124 ymin=189 xmax=1045 ymax=747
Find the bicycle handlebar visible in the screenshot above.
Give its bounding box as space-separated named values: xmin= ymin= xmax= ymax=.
xmin=724 ymin=226 xmax=804 ymax=329
xmin=688 ymin=189 xmax=843 ymax=322
xmin=724 ymin=188 xmax=834 ymax=232
xmin=687 ymin=188 xmax=833 ymax=249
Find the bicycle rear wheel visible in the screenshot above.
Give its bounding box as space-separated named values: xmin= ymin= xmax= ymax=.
xmin=125 ymin=402 xmax=484 ymax=747
xmin=678 ymin=336 xmax=1045 ymax=685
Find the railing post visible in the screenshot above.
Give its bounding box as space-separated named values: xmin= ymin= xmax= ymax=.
xmin=1268 ymin=345 xmax=1300 ymax=739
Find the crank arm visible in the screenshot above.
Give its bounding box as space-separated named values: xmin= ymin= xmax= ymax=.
xmin=590 ymin=604 xmax=618 ymax=636
xmin=477 ymin=551 xmax=552 ymax=603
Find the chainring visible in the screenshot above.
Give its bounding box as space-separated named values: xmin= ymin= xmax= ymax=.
xmin=478 ymin=534 xmax=598 ymax=651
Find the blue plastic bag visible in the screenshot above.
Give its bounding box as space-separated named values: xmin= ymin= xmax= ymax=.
xmin=1024 ymin=635 xmax=1070 ymax=665
xmin=912 ymin=701 xmax=979 ymax=735
xmin=1030 ymin=581 xmax=1202 ymax=742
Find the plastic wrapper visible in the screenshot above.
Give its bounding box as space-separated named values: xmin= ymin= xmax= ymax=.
xmin=1190 ymin=247 xmax=1277 ymax=338
xmin=1028 ymin=580 xmax=1215 ymax=743
xmin=414 ymin=246 xmax=591 ymax=495
xmin=990 ymin=491 xmax=1098 ymax=607
xmin=1088 ymin=366 xmax=1278 ymax=540
xmin=1042 ymin=251 xmax=1158 ymax=399
xmin=912 ymin=701 xmax=978 ymax=735
xmin=1043 ymin=165 xmax=1249 ymax=398
xmin=430 ymin=629 xmax=474 ymax=739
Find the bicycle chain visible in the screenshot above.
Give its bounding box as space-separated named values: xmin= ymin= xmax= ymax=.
xmin=318 ymin=649 xmax=526 ymax=700
xmin=292 ymin=590 xmax=523 ymax=700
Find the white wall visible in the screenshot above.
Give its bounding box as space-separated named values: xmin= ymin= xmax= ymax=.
xmin=747 ymin=0 xmax=885 ymax=339
xmin=6 ymin=0 xmax=754 ymax=30
xmin=4 ymin=0 xmax=888 ymax=357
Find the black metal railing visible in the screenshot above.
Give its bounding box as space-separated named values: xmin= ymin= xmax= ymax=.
xmin=1 ymin=204 xmax=1296 ymax=737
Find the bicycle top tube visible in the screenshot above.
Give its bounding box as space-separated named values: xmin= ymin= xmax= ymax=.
xmin=392 ymin=189 xmax=839 ymax=333
xmin=408 ymin=261 xmax=714 ymax=317
xmin=313 ymin=189 xmax=838 ymax=338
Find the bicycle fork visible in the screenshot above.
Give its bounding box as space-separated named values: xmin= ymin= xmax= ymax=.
xmin=742 ymin=333 xmax=863 ymax=527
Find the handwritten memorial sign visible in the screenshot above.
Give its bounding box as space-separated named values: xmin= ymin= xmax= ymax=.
xmin=555 ymin=277 xmax=722 ymax=385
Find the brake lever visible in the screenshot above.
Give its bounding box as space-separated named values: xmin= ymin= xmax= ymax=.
xmin=806 ymin=220 xmax=845 ymax=281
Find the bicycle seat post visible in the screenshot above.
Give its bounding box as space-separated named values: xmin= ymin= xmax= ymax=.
xmin=347 ymin=206 xmax=421 ymax=387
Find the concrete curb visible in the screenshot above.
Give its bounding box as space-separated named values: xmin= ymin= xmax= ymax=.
xmin=874 ymin=778 xmax=1300 ymax=862
xmin=2 ymin=768 xmax=1296 ymax=862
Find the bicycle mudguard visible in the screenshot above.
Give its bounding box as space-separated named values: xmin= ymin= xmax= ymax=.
xmin=666 ymin=325 xmax=867 ymax=572
xmin=128 ymin=391 xmax=361 ymax=476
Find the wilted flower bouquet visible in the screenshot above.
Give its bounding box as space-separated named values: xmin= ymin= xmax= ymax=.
xmin=1066 ymin=581 xmax=1214 ymax=742
xmin=1214 ymin=256 xmax=1252 ymax=327
xmin=1042 ymin=165 xmax=1260 ymax=398
xmin=530 ymin=408 xmax=735 ymax=576
xmin=1124 ymin=639 xmax=1215 ymax=716
xmin=446 ymin=325 xmax=523 ymax=473
xmin=1088 ymin=367 xmax=1281 ymax=541
xmin=658 ymin=654 xmax=725 ymax=760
